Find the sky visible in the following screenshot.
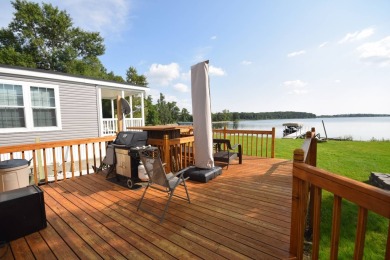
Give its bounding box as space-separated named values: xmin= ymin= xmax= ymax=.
xmin=1 ymin=0 xmax=390 ymax=116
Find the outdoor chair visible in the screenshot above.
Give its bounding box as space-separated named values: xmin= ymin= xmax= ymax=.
xmin=92 ymin=142 xmax=116 ymax=177
xmin=137 ymin=146 xmax=191 ymax=222
xmin=213 ymin=139 xmax=242 ymax=169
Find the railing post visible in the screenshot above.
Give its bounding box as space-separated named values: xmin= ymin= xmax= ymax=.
xmin=305 ymin=127 xmax=317 ymax=244
xmin=290 ymin=148 xmax=308 ymax=260
xmin=35 ymin=137 xmax=44 ymax=182
xmin=223 ymin=126 xmax=227 ymax=139
xmin=309 ymin=127 xmax=317 ymax=167
xmin=271 ymin=127 xmax=275 ymax=158
xmin=163 ymin=134 xmax=171 ymax=172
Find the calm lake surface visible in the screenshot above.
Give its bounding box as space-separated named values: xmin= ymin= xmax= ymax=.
xmin=214 ymin=117 xmax=390 ymax=141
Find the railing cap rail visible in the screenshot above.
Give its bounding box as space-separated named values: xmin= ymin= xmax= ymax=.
xmin=0 ymin=136 xmax=115 ymax=154
xmin=293 ymin=162 xmax=390 ymax=217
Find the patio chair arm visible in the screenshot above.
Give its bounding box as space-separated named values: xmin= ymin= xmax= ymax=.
xmin=230 ymin=143 xmax=239 ymax=150
xmin=213 ymin=138 xmax=240 ymax=151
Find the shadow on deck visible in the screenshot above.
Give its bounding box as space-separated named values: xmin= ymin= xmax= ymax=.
xmin=1 ymin=157 xmax=294 ymax=259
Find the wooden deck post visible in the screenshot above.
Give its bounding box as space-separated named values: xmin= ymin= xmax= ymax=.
xmin=309 ymin=127 xmax=317 ymax=167
xmin=290 ymin=148 xmax=309 ymax=260
xmin=35 ymin=137 xmax=44 ymax=182
xmin=306 ymin=127 xmax=317 ymax=244
xmin=163 ymin=134 xmax=171 ymax=172
xmin=271 ymin=127 xmax=275 ymax=158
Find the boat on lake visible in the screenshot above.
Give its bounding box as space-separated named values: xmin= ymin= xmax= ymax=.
xmin=282 ymin=123 xmax=304 ymax=138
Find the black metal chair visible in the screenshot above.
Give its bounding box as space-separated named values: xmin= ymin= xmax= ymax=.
xmin=213 ymin=139 xmax=242 ymax=169
xmin=137 ymin=146 xmax=191 ymax=222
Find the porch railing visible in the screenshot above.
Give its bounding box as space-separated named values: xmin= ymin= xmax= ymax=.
xmin=148 ymin=127 xmax=275 ymax=173
xmin=0 ymin=136 xmax=115 ymax=185
xmin=289 ymin=128 xmax=390 ymax=259
xmin=102 ymin=118 xmax=143 ymax=135
xmin=0 ymin=126 xmax=276 ymax=183
xmin=213 ymin=127 xmax=275 ymax=158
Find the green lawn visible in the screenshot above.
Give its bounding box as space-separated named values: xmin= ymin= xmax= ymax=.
xmin=274 ymin=139 xmax=390 ymax=259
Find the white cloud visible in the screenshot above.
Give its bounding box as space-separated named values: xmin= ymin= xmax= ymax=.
xmin=338 ymin=27 xmax=375 ymax=44
xmin=180 ymin=70 xmax=191 ymax=81
xmin=173 ymin=83 xmax=189 ymax=93
xmin=210 ymin=35 xmax=217 ymax=40
xmin=283 ymin=80 xmax=308 ymax=95
xmin=283 ymin=80 xmax=307 ymax=88
xmin=164 ymin=94 xmax=179 ymax=103
xmin=145 ymin=63 xmax=180 ymax=86
xmin=48 ymin=0 xmax=132 ymax=37
xmin=319 ymin=42 xmax=328 ymax=48
xmin=357 ymin=36 xmax=390 ymax=66
xmin=209 ymin=65 xmax=226 ymax=76
xmin=241 ymin=60 xmax=253 ymax=65
xmin=287 ymin=50 xmax=306 ymax=58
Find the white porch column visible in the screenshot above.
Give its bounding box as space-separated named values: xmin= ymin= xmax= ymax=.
xmin=121 ymin=91 xmax=126 ymax=131
xmin=129 ymin=95 xmax=133 ymax=120
xmin=141 ymin=92 xmax=145 ymax=126
xmin=96 ymin=86 xmax=103 ymax=136
xmin=110 ymin=99 xmax=115 ymax=119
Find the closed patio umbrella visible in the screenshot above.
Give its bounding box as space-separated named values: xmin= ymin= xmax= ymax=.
xmin=191 ymin=60 xmax=214 ymax=169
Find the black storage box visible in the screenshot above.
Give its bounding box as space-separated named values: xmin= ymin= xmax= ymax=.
xmin=0 ymin=185 xmax=47 ymax=242
xmin=183 ymin=166 xmax=222 ymax=183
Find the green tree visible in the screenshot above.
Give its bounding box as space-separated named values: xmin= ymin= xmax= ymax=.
xmin=125 ymin=66 xmax=148 ymax=118
xmin=0 ymin=0 xmax=105 ymax=73
xmin=179 ymin=108 xmax=192 ymax=122
xmin=168 ymin=101 xmax=180 ymax=122
xmin=144 ymin=95 xmax=159 ymax=125
xmin=126 ymin=66 xmax=148 ymax=86
xmin=156 ymin=93 xmax=170 ymax=124
xmin=154 ymin=93 xmax=181 ymax=125
xmin=232 ymin=112 xmax=240 ymax=121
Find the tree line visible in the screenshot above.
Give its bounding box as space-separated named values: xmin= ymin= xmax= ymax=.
xmin=212 ymin=111 xmax=316 ymax=122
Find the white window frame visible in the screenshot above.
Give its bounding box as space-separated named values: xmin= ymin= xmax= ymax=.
xmin=0 ymin=79 xmax=62 ymax=133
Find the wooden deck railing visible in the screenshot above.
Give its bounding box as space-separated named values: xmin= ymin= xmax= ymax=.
xmin=213 ymin=127 xmax=275 ymax=158
xmin=0 ymin=127 xmax=275 ymax=184
xmin=289 ymin=128 xmax=390 ymax=260
xmin=147 ymin=135 xmax=195 ymax=173
xmin=0 ymin=136 xmax=115 ymax=185
xmin=150 ymin=127 xmax=276 ymax=172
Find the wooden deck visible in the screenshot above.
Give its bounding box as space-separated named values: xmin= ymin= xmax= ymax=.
xmin=0 ymin=157 xmax=294 ymax=259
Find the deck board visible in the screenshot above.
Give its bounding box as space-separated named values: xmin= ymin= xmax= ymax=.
xmin=2 ymin=157 xmax=294 ymax=259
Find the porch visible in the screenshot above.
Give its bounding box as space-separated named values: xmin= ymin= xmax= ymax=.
xmin=0 ymin=157 xmax=294 ymax=259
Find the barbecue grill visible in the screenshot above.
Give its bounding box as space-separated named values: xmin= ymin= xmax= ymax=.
xmin=110 ymin=131 xmax=148 ymax=188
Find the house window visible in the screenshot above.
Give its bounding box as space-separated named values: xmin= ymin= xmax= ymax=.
xmin=31 ymin=87 xmax=57 ymax=127
xmin=0 ymin=80 xmax=61 ymax=133
xmin=0 ymin=83 xmax=26 ymax=128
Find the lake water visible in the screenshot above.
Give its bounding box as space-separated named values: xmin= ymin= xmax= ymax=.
xmin=213 ymin=117 xmax=390 ymax=141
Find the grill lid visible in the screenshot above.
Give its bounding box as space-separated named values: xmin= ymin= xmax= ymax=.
xmin=113 ymin=131 xmax=148 ymax=147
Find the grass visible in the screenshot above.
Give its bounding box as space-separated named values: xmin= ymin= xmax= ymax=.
xmin=274 ymin=138 xmax=390 ymax=259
